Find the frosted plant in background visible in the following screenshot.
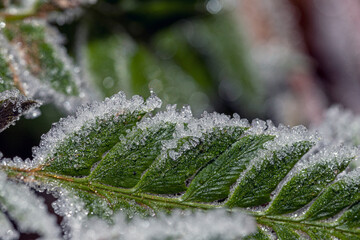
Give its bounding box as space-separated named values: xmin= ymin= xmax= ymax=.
xmin=70 ymin=209 xmax=256 ymax=240
xmin=316 ymin=106 xmax=360 ymax=146
xmin=0 ymin=16 xmax=95 ymax=129
xmin=0 ymin=172 xmax=61 ymax=240
xmin=0 ymin=19 xmax=94 ymax=112
xmin=315 ymin=106 xmax=360 ymax=167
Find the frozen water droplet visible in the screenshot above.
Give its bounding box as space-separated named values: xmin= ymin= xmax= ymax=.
xmin=102 ymin=77 xmax=114 ymax=89
xmin=24 ymin=108 xmax=41 ymax=119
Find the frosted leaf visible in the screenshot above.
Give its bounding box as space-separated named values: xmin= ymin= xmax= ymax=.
xmin=228 ymin=121 xmax=316 ymax=177
xmin=70 ymin=209 xmax=256 ymax=240
xmin=0 ymin=90 xmax=40 ymax=132
xmin=1 ymin=20 xmax=94 ymax=112
xmin=0 ymin=171 xmax=61 ymax=239
xmin=1 ymin=93 xmax=360 ymax=239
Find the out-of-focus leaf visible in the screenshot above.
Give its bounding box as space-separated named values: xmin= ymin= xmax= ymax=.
xmin=176 ymin=14 xmax=264 ymax=117
xmin=86 ymin=34 xmax=211 ymax=115
xmin=0 ymin=171 xmax=61 ymax=239
xmin=86 ymin=34 xmax=134 ymax=97
xmin=1 ymin=19 xmax=91 ymax=112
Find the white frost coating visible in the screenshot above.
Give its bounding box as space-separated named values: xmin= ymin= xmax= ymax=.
xmin=0 ymin=30 xmax=41 ymax=98
xmin=0 ymin=89 xmax=36 ymax=104
xmin=52 ymin=189 xmax=88 ymax=230
xmin=32 ymin=91 xmax=161 ymax=167
xmin=0 ymin=89 xmax=25 ymax=101
xmin=0 ymin=212 xmax=19 ymax=240
xmin=300 ymin=144 xmax=358 ymax=170
xmin=243 ymin=120 xmax=317 ymax=171
xmin=69 ymin=209 xmax=256 ymax=240
xmin=261 ymin=121 xmax=317 ymax=151
xmin=159 ymin=110 xmax=249 ymax=161
xmin=0 ymin=155 xmax=44 ymax=171
xmin=137 ymin=104 xmax=192 ymax=131
xmin=317 ymin=106 xmax=360 ymax=146
xmin=0 ymin=172 xmax=61 ymax=240
xmin=190 ymin=111 xmax=249 ymax=138
xmin=315 ymin=106 xmax=360 ymax=167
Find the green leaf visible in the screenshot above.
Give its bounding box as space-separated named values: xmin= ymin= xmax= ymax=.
xmin=0 ymin=90 xmax=40 ymax=132
xmin=266 ymin=149 xmax=353 ymax=215
xmin=134 ymin=126 xmax=247 ymax=194
xmin=2 ymin=92 xmax=360 ymax=239
xmin=89 ymin=122 xmax=177 ymax=188
xmin=182 ymin=134 xmax=274 ymax=202
xmin=337 ymin=201 xmax=360 ymax=228
xmin=226 ymin=140 xmax=313 ymax=208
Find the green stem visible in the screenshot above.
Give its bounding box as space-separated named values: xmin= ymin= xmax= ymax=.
xmin=2 ymin=165 xmax=360 ymax=237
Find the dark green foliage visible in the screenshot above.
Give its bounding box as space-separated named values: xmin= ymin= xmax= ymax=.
xmin=89 ymin=123 xmax=177 ymax=188
xmin=267 ymin=154 xmax=353 ymax=215
xmin=226 ymin=141 xmax=313 ymax=208
xmin=182 ymin=134 xmax=274 ymax=202
xmin=42 ymin=112 xmax=145 ymax=176
xmin=135 ymin=126 xmax=246 ymax=194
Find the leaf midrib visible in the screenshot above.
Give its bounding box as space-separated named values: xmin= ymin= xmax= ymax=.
xmin=3 ymin=165 xmax=360 ymax=237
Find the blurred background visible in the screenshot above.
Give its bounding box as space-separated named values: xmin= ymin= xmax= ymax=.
xmin=1 ymin=0 xmax=360 ymax=159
